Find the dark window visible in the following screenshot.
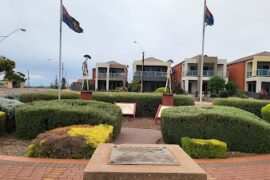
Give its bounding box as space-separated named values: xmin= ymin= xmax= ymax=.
xmin=248 ymin=82 xmax=256 ymax=92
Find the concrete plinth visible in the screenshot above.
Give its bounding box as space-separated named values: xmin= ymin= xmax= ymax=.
xmin=83 ymin=144 xmax=207 ymax=180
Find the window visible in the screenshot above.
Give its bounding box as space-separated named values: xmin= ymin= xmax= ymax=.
xmin=248 ymin=82 xmax=256 ymax=93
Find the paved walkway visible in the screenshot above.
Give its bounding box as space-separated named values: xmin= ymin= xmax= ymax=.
xmin=114 ymin=128 xmax=162 ymax=144
xmin=0 ymin=154 xmax=269 ymax=180
xmin=0 ymin=128 xmax=269 ymax=179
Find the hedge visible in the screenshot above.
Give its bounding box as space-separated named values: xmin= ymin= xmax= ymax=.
xmin=161 ymin=106 xmax=270 ymax=153
xmin=213 ymin=98 xmax=269 ymax=118
xmin=27 ymin=124 xmax=113 ymax=159
xmin=0 ymin=112 xmax=5 ymax=136
xmin=15 ymin=100 xmax=122 ymax=139
xmin=92 ymin=92 xmax=194 ymax=117
xmin=0 ymin=97 xmax=23 ymax=132
xmin=17 ymin=92 xmax=194 ymax=117
xmin=18 ymin=91 xmax=80 ymax=103
xmin=261 ymin=104 xmax=270 ymax=123
xmin=181 ymin=137 xmax=227 ymax=158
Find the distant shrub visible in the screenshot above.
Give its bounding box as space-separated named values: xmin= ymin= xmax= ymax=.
xmin=0 ymin=97 xmax=23 ymax=132
xmin=92 ymin=92 xmax=194 ymax=117
xmin=161 ymin=106 xmax=270 ymax=153
xmin=181 ymin=137 xmax=227 ymax=158
xmin=128 ymin=80 xmax=141 ymax=92
xmin=154 ymin=87 xmax=169 ymax=94
xmin=237 ymin=91 xmax=249 ymax=99
xmin=225 ymin=81 xmax=238 ymax=96
xmin=219 ymin=90 xmax=229 ymax=98
xmin=214 ymin=98 xmax=269 ymax=117
xmin=15 ymin=100 xmax=122 ymax=139
xmin=18 ymin=91 xmax=80 ymax=103
xmin=0 ymin=112 xmax=5 ymax=136
xmin=261 ymin=104 xmax=270 ymax=123
xmin=27 ymin=124 xmax=113 ymax=159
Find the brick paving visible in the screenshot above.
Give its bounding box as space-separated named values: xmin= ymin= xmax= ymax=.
xmin=0 ymin=154 xmax=269 ymax=179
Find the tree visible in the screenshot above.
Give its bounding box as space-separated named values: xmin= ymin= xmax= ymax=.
xmin=128 ymin=80 xmax=140 ymax=92
xmin=0 ymin=56 xmax=26 ymax=87
xmin=208 ymin=75 xmax=225 ymax=95
xmin=225 ymin=81 xmax=238 ymax=96
xmin=61 ymin=77 xmax=66 ymax=89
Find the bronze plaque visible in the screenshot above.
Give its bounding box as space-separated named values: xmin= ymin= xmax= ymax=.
xmin=109 ymin=146 xmax=179 ymax=165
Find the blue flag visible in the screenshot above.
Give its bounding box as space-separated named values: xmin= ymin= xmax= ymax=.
xmin=62 ymin=5 xmax=83 ymax=33
xmin=205 ymin=6 xmax=214 ymax=26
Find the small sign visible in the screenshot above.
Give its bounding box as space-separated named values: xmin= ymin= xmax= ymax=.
xmin=115 ymin=103 xmax=136 ymax=118
xmin=155 ymin=105 xmax=172 ymax=124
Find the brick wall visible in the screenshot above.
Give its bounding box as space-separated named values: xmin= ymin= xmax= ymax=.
xmin=227 ymin=62 xmax=246 ymax=91
xmin=172 ymin=63 xmax=182 ymax=90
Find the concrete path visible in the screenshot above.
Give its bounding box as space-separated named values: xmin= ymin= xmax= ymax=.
xmin=114 ymin=128 xmax=162 ymax=144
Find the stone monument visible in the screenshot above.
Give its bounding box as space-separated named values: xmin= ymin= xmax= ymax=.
xmin=84 ymin=144 xmax=207 ymax=180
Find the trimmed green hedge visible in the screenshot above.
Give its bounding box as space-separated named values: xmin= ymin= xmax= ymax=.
xmin=15 ymin=100 xmax=122 ymax=139
xmin=181 ymin=137 xmax=227 ymax=158
xmin=161 ymin=106 xmax=270 ymax=153
xmin=18 ymin=92 xmax=194 ymax=117
xmin=92 ymin=92 xmax=194 ymax=117
xmin=213 ymin=98 xmax=269 ymax=118
xmin=0 ymin=112 xmax=5 ymax=136
xmin=18 ymin=91 xmax=80 ymax=103
xmin=0 ymin=97 xmax=23 ymax=132
xmin=261 ymin=104 xmax=270 ymax=123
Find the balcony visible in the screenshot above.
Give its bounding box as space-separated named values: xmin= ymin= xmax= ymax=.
xmin=257 ymin=69 xmax=270 ymax=77
xmin=97 ymin=73 xmax=125 ymax=78
xmin=184 ymin=70 xmax=227 ymax=78
xmin=133 ymin=71 xmax=167 ymax=82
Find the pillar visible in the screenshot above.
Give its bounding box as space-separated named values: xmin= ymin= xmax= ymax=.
xmin=256 ymin=80 xmax=261 ymax=93
xmin=95 ymin=68 xmax=98 ymax=91
xmin=106 ymin=66 xmax=109 ymax=91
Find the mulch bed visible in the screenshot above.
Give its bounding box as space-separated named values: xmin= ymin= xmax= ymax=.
xmin=0 ymin=135 xmax=31 ymax=157
xmin=122 ymin=117 xmax=160 ymax=130
xmin=0 ymin=118 xmax=257 ymax=158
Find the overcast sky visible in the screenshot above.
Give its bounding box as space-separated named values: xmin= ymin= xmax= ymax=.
xmin=1 ymin=0 xmax=270 ymax=86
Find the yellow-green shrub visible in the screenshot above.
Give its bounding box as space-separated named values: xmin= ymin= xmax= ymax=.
xmin=27 ymin=124 xmax=113 ymax=159
xmin=181 ymin=137 xmax=227 ymax=158
xmin=68 ymin=124 xmax=113 ymax=148
xmin=0 ymin=112 xmax=5 ymax=136
xmin=261 ymin=104 xmax=270 ymax=123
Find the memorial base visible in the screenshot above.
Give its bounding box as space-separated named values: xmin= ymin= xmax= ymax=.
xmin=80 ymin=91 xmax=92 ymax=100
xmin=162 ymin=93 xmax=174 ymax=106
xmin=83 ymin=144 xmax=207 ymax=180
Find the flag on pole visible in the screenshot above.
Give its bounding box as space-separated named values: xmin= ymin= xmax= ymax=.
xmin=205 ymin=6 xmax=214 ymax=26
xmin=62 ymin=5 xmax=83 ymax=33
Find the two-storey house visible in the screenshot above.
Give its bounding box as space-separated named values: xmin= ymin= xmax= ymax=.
xmin=227 ymin=51 xmax=270 ymax=94
xmin=133 ymin=57 xmax=169 ymax=92
xmin=173 ymin=55 xmax=228 ymax=94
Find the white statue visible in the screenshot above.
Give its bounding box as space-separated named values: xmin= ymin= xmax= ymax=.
xmin=82 ymin=55 xmax=91 ymax=90
xmin=165 ymin=59 xmax=174 ymax=93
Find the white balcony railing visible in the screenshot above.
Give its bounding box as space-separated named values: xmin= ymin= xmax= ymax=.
xmin=257 ymin=69 xmax=270 ymax=77
xmin=184 ymin=70 xmax=227 ymax=78
xmin=98 ymin=73 xmax=125 ymax=78
xmin=134 ymin=71 xmax=167 ymax=78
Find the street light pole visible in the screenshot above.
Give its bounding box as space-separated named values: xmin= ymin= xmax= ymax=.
xmin=133 ymin=41 xmax=145 ymax=93
xmin=0 ymin=28 xmax=26 ymax=42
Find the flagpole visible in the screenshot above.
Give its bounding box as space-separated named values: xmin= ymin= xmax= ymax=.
xmin=199 ymin=0 xmax=207 ymax=104
xmin=58 ymin=0 xmax=63 ymax=100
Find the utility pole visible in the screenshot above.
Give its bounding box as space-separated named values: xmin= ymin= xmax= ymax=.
xmin=27 ymin=70 xmax=30 ymax=87
xmin=133 ymin=41 xmax=145 ymax=93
